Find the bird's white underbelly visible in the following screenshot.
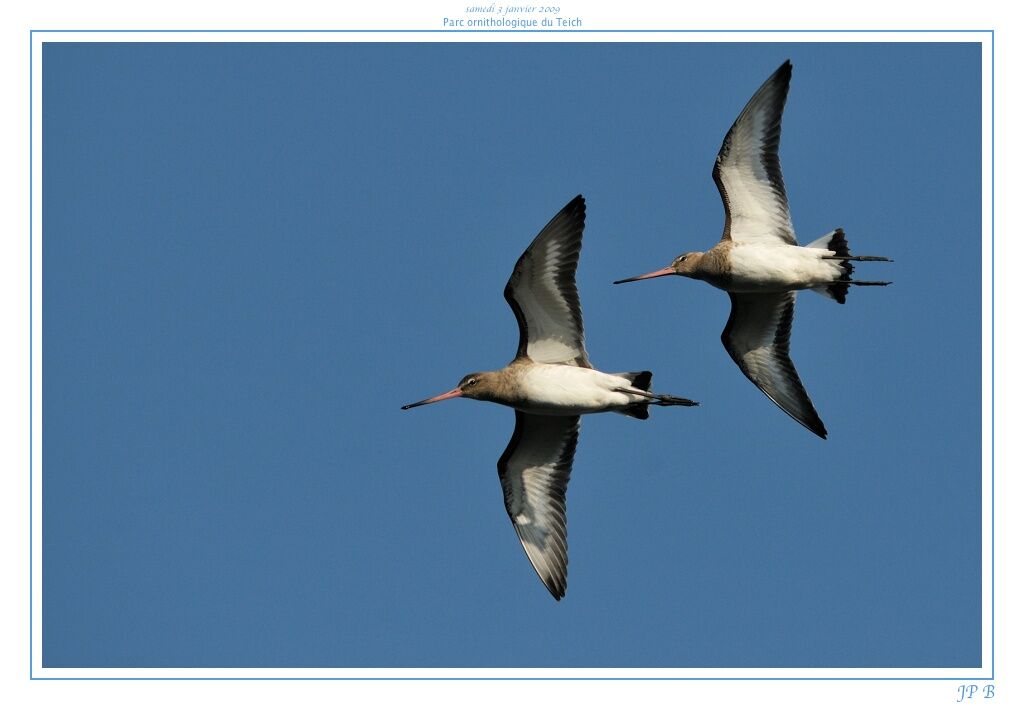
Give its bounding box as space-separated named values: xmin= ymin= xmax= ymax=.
xmin=516 ymin=365 xmax=644 ymax=415
xmin=727 ymin=244 xmax=844 ymax=292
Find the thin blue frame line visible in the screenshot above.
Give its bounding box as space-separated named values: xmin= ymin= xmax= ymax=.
xmin=30 ymin=675 xmax=999 ymax=681
xmin=28 ymin=28 xmax=993 ymax=33
xmin=29 ymin=29 xmax=991 ymax=680
xmin=28 ymin=28 xmax=34 ymax=681
xmin=989 ymin=30 xmax=995 ymax=681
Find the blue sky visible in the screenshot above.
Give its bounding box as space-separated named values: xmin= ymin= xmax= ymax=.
xmin=41 ymin=41 xmax=980 ymax=668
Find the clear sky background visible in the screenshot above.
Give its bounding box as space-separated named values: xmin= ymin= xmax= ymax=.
xmin=42 ymin=41 xmax=980 ymax=668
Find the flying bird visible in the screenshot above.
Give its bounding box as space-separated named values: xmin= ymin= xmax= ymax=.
xmin=614 ymin=61 xmax=890 ymax=439
xmin=403 ymin=195 xmax=697 ymax=600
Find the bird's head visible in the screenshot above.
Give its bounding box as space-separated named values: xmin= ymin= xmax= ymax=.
xmin=401 ymin=371 xmax=501 ymax=410
xmin=613 ymin=251 xmax=703 ymax=284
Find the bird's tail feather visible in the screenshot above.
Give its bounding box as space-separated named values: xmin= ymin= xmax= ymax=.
xmin=807 ymin=228 xmax=891 ymax=304
xmin=614 ymin=370 xmax=698 ymax=418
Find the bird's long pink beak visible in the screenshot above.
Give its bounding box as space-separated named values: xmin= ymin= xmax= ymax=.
xmin=613 ymin=267 xmax=676 ymax=284
xmin=401 ymin=387 xmax=463 ymax=410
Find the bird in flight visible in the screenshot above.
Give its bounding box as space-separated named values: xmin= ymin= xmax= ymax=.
xmin=615 ymin=61 xmax=890 ymax=439
xmin=403 ymin=195 xmax=697 ymax=599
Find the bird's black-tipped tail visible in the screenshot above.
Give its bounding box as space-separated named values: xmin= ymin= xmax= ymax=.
xmin=629 ymin=371 xmax=652 ymax=391
xmin=615 ymin=372 xmax=698 ymax=419
xmin=821 ymin=227 xmax=851 ymax=259
xmin=618 ymin=372 xmax=653 ymax=419
xmin=620 ymin=403 xmax=650 ymax=419
xmin=807 ymin=228 xmax=892 ymax=304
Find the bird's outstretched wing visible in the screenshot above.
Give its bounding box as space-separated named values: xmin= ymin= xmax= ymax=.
xmin=504 ymin=195 xmax=591 ymax=367
xmin=712 ymin=60 xmax=798 ymax=246
xmin=497 ymin=412 xmax=580 ymax=599
xmin=721 ymin=291 xmax=827 ymax=438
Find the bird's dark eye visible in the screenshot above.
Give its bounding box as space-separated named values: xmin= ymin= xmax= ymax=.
xmin=468 ymin=378 xmax=477 ymax=386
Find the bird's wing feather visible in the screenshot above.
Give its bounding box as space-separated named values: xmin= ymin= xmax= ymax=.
xmin=497 ymin=412 xmax=580 ymax=600
xmin=721 ymin=291 xmax=827 ymax=438
xmin=712 ymin=61 xmax=798 ymax=246
xmin=504 ymin=195 xmax=591 ymax=367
